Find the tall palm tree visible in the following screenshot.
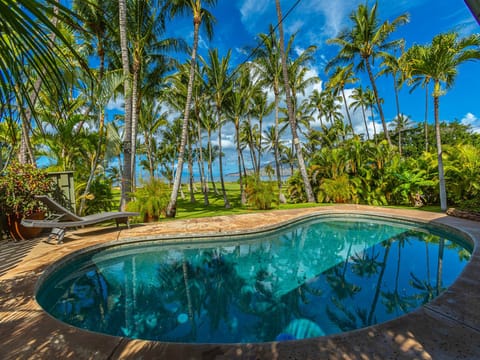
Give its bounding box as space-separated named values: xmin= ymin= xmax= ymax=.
xmin=227 ymin=63 xmax=254 ymax=205
xmin=274 ymin=0 xmax=315 ymax=203
xmin=118 ymin=0 xmax=133 ymax=210
xmin=326 ymin=64 xmax=358 ymax=135
xmin=250 ymin=90 xmax=274 ymax=175
xmin=252 ymin=26 xmax=289 ymax=203
xmin=350 ymin=87 xmax=370 ymax=140
xmin=401 ymin=32 xmax=480 ymax=211
xmin=364 ymin=87 xmax=378 ymax=142
xmin=203 ymin=48 xmax=232 ymax=208
xmin=126 ymin=1 xmax=184 ymax=187
xmin=327 ymin=2 xmax=409 ymax=146
xmin=379 ymin=49 xmax=405 ymax=125
xmin=308 ymin=89 xmax=327 ymax=128
xmin=163 ymin=0 xmax=217 ymax=217
xmin=399 ymin=46 xmax=431 ymax=152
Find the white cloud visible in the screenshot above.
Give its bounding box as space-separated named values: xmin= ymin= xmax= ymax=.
xmin=107 ymin=96 xmax=124 ymax=112
xmin=461 ymin=112 xmax=480 ymax=133
xmin=239 ymin=0 xmax=269 ymax=27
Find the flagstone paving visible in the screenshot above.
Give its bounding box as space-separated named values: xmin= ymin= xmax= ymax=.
xmin=1 ymin=205 xmax=479 ymax=359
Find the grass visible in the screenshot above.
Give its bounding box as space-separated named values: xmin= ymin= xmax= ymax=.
xmin=174 ymin=182 xmax=329 ymax=220
xmin=114 ymin=182 xmax=441 ymax=222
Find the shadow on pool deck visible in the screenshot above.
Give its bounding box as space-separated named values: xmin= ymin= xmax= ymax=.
xmin=0 ymin=205 xmax=479 ymax=360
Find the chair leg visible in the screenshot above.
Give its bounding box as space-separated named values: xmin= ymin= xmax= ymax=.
xmin=47 ymin=227 xmax=66 ymax=244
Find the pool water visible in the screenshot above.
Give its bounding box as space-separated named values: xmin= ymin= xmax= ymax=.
xmin=36 ymin=215 xmax=472 ymax=343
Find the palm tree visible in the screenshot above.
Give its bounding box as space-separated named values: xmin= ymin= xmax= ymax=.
xmin=326 ymin=64 xmax=358 ymax=135
xmin=250 ymin=90 xmax=274 ymax=175
xmin=327 ymin=2 xmax=409 ymax=146
xmin=227 ymin=63 xmax=257 ymax=205
xmin=391 ymin=114 xmax=413 ymax=156
xmin=364 ymin=87 xmax=378 ymax=142
xmin=1 ymin=0 xmax=87 ymax=165
xmin=118 ymin=0 xmax=133 ymax=210
xmin=274 ymin=0 xmax=315 ymax=203
xmin=163 ymin=0 xmax=217 ymax=217
xmin=252 ymin=26 xmax=288 ymax=203
xmin=126 ymin=1 xmax=184 ymax=188
xmin=399 ymin=46 xmax=431 ymax=152
xmin=138 ymin=99 xmax=168 ymax=179
xmin=350 ymin=87 xmax=370 ymax=140
xmin=308 ymin=89 xmax=327 ymax=128
xmin=203 ymin=48 xmax=232 ymax=208
xmin=379 ymin=49 xmax=405 ymax=126
xmin=401 ymin=32 xmax=480 ymax=211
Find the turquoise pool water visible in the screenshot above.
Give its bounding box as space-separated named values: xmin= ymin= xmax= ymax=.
xmin=36 ymin=215 xmax=472 ymax=343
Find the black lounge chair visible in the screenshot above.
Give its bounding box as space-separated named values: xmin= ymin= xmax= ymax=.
xmin=21 ymin=195 xmax=139 ymax=244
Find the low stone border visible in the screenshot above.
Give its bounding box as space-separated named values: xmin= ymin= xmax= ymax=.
xmin=447 ymin=207 xmax=480 ymax=222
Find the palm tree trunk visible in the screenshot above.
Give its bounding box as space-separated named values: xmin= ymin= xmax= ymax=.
xmin=166 ymin=21 xmax=200 ymax=217
xmin=370 ymin=105 xmax=377 ymax=144
xmin=187 ymin=134 xmax=195 ymax=203
xmin=361 ymin=103 xmax=370 ymax=140
xmin=130 ymin=59 xmax=140 ymax=190
xmin=217 ymin=113 xmax=231 ymax=208
xmin=424 ymin=83 xmax=429 ymax=152
xmin=273 ymin=90 xmax=286 ymax=204
xmin=364 ymin=58 xmax=391 ymax=146
xmin=434 ymin=90 xmax=447 ymax=211
xmin=235 ymin=120 xmax=246 ymax=205
xmin=119 ymin=0 xmax=132 ymax=211
xmin=275 ymin=0 xmax=315 ymax=203
xmin=207 ymin=130 xmax=219 ymax=195
xmin=196 ymin=117 xmax=209 ymax=205
xmin=342 ymin=89 xmax=355 ymax=135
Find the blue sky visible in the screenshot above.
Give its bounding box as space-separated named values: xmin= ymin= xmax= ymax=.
xmin=105 ymin=1 xmax=479 ymax=179
xmin=163 ymin=0 xmax=479 ymax=131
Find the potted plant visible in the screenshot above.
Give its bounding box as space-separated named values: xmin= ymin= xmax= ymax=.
xmin=0 ymin=162 xmax=57 ymax=240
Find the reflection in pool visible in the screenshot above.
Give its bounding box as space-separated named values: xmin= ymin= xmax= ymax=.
xmin=36 ymin=215 xmax=471 ymax=343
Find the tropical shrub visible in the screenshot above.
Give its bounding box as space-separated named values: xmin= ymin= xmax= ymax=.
xmin=127 ymin=178 xmax=170 ymax=221
xmin=76 ymin=175 xmax=115 ymax=215
xmin=317 ymin=174 xmax=360 ymax=203
xmin=244 ymin=175 xmax=276 ymax=210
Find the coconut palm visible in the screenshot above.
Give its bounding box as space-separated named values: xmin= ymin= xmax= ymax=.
xmin=202 ymin=48 xmax=232 ymax=208
xmin=326 ymin=64 xmax=358 ymax=136
xmin=250 ymin=90 xmax=274 ymax=175
xmin=399 ymin=45 xmax=432 ymax=152
xmin=308 ymin=89 xmax=328 ymax=128
xmin=364 ymin=87 xmax=379 ymax=142
xmin=401 ymin=32 xmax=480 ymax=211
xmin=350 ymin=87 xmax=370 ymax=140
xmin=163 ymin=0 xmax=217 ymax=217
xmin=391 ymin=114 xmax=413 ymax=156
xmin=327 ymin=2 xmax=409 ymax=146
xmin=379 ymin=49 xmax=405 ymax=125
xmin=252 ymin=25 xmax=290 ymax=203
xmin=118 ymin=0 xmax=133 ymax=210
xmin=274 ymin=0 xmax=315 ymax=203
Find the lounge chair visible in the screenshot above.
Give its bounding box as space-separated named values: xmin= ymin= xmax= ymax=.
xmin=21 ymin=195 xmax=139 ymax=244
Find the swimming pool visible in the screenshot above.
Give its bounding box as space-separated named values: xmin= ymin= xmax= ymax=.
xmin=36 ymin=214 xmax=472 ymax=344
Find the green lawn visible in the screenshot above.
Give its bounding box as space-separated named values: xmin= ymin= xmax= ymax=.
xmin=115 ymin=182 xmax=441 ymax=223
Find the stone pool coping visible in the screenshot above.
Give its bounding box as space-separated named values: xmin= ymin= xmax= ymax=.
xmin=1 ymin=205 xmax=479 ymax=359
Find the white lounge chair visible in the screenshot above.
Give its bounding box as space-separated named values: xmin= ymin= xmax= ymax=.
xmin=21 ymin=195 xmax=139 ymax=244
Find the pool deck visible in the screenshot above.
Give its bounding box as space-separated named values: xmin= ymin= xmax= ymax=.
xmin=1 ymin=205 xmax=479 ymax=360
